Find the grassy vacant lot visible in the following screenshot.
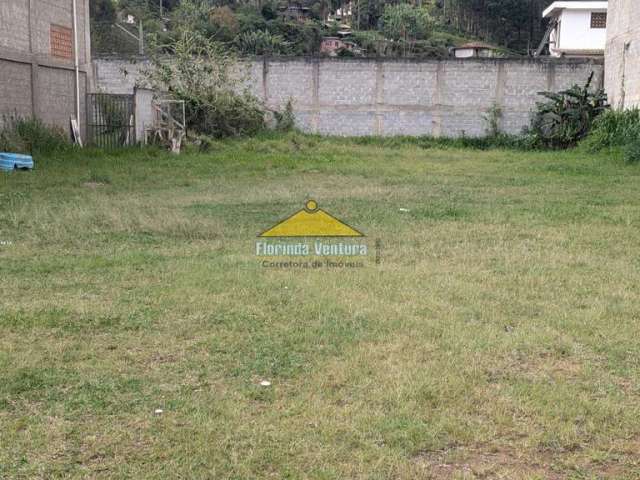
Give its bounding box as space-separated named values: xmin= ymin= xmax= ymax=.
xmin=1 ymin=134 xmax=640 ymax=479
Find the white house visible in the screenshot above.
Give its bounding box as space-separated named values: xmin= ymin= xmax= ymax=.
xmin=452 ymin=42 xmax=500 ymax=59
xmin=543 ymin=1 xmax=608 ymax=57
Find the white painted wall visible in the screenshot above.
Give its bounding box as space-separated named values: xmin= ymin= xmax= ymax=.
xmin=557 ymin=9 xmax=607 ymax=52
xmin=605 ymin=0 xmax=640 ymax=109
xmin=454 ymin=48 xmax=474 ymax=58
xmin=454 ymin=48 xmax=495 ymax=58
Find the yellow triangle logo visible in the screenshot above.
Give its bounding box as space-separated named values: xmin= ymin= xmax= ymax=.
xmin=259 ymin=200 xmax=364 ymax=237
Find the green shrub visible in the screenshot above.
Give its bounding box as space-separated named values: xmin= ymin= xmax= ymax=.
xmin=234 ymin=30 xmax=291 ymax=55
xmin=483 ymin=103 xmax=503 ymax=138
xmin=529 ymin=72 xmax=608 ymax=149
xmin=187 ymin=133 xmax=221 ymax=152
xmin=336 ymin=47 xmax=356 ymax=57
xmin=274 ymin=99 xmax=296 ymax=132
xmin=0 ymin=116 xmax=71 ymax=155
xmin=581 ymin=108 xmax=640 ymax=152
xmin=185 ymin=91 xmax=265 ymax=138
xmin=351 ymin=30 xmax=390 ymax=56
xmin=623 ymin=136 xmax=640 ymax=164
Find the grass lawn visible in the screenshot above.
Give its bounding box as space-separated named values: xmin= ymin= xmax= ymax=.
xmin=1 ymin=134 xmax=640 ymax=479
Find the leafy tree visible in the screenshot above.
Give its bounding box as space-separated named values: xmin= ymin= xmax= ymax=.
xmin=209 ymin=6 xmax=240 ymax=41
xmin=90 ymin=0 xmax=116 ymax=23
xmin=261 ymin=2 xmax=279 ymax=21
xmin=236 ymin=8 xmax=269 ymax=34
xmin=430 ymin=0 xmax=548 ymax=52
xmin=268 ymin=20 xmax=322 ymax=55
xmin=379 ymin=4 xmax=431 ymax=42
xmin=168 ymin=0 xmax=211 ymax=36
xmin=144 ymin=31 xmax=265 ymax=137
xmin=119 ymin=0 xmax=180 ymax=19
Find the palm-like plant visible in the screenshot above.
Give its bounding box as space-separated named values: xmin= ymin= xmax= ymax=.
xmin=234 ymin=30 xmax=291 ymax=56
xmin=531 ymin=72 xmax=608 ymax=148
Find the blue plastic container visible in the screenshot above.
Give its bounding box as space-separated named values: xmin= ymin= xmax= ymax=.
xmin=0 ymin=152 xmax=34 ymax=171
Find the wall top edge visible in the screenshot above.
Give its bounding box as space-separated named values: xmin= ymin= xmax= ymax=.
xmin=92 ymin=54 xmax=605 ymax=66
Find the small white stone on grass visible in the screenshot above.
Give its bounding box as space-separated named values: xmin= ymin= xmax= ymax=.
xmin=154 ymin=409 xmax=163 ymax=415
xmin=260 ymin=380 xmax=271 ymax=387
xmin=399 ymin=208 xmax=410 ymax=213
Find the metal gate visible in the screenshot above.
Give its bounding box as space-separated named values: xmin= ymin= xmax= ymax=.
xmin=86 ymin=93 xmax=136 ymax=148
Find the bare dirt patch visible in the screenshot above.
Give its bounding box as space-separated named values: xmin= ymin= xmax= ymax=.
xmin=415 ymin=445 xmax=563 ymax=479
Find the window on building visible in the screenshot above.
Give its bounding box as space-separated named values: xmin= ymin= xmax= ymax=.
xmin=591 ymin=12 xmax=607 ymax=29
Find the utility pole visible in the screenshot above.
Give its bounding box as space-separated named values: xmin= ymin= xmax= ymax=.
xmin=159 ymin=0 xmax=163 ymax=18
xmin=139 ymin=21 xmax=144 ymax=55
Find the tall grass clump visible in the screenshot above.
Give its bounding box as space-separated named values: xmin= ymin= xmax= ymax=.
xmin=581 ymin=108 xmax=640 ymax=154
xmin=0 ymin=116 xmax=71 ymax=155
xmin=623 ymin=136 xmax=640 ymax=164
xmin=348 ymin=133 xmax=537 ymax=151
xmin=273 ymin=99 xmax=296 ymax=132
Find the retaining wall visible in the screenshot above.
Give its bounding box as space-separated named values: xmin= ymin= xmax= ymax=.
xmin=94 ymin=56 xmax=604 ymax=137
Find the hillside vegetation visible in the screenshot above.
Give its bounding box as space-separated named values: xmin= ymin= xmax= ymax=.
xmin=92 ymin=0 xmax=552 ymax=57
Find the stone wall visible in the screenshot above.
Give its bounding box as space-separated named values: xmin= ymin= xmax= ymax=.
xmin=605 ymin=0 xmax=640 ymax=109
xmin=94 ymin=56 xmax=603 ymax=137
xmin=0 ymin=0 xmax=91 ymax=138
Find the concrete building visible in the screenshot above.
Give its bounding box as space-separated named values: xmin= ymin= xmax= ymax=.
xmin=0 ymin=0 xmax=92 ymax=138
xmin=278 ymin=2 xmax=311 ymax=22
xmin=543 ymin=1 xmax=608 ymax=57
xmin=604 ymin=0 xmax=640 ymax=108
xmin=320 ymin=37 xmax=363 ymax=56
xmin=452 ymin=43 xmax=500 ymax=59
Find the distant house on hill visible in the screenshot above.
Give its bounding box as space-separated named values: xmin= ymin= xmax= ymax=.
xmin=543 ymin=1 xmax=608 ymax=57
xmin=279 ymin=2 xmax=311 ymax=22
xmin=452 ymin=43 xmax=499 ymax=58
xmin=320 ymin=37 xmax=363 ymax=56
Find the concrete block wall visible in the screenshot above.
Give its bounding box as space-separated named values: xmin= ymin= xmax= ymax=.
xmin=37 ymin=66 xmax=87 ymax=131
xmin=0 ymin=2 xmax=31 ymax=53
xmin=93 ymin=57 xmax=149 ymax=94
xmin=0 ymin=0 xmax=91 ymax=137
xmin=93 ymin=56 xmax=604 ymax=137
xmin=605 ymin=0 xmax=640 ymax=109
xmin=0 ymin=60 xmax=33 ymax=120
